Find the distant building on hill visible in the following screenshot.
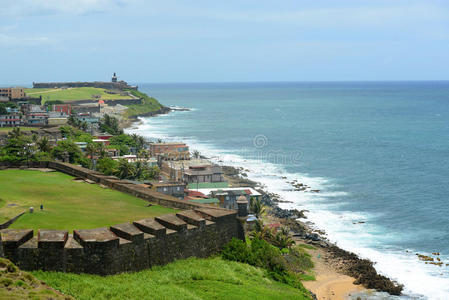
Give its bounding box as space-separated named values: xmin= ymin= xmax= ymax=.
xmin=0 ymin=87 xmax=25 ymax=100
xmin=33 ymin=74 xmax=137 ymax=91
xmin=53 ymin=104 xmax=71 ymax=115
xmin=0 ymin=114 xmax=22 ymax=127
xmin=148 ymin=181 xmax=186 ymax=200
xmin=149 ymin=142 xmax=190 ymax=160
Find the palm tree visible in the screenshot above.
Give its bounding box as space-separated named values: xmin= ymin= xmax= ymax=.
xmin=96 ymin=142 xmax=107 ymax=158
xmin=86 ymin=143 xmax=97 ymax=168
xmin=137 ymin=136 xmax=146 ymax=150
xmin=272 ymin=227 xmax=295 ymax=249
xmin=250 ymin=198 xmax=266 ymax=218
xmin=37 ymin=137 xmax=51 ymax=153
xmin=137 ymin=149 xmax=149 ymax=159
xmin=8 ymin=127 xmax=21 ymax=139
xmin=134 ymin=161 xmax=144 ymax=180
xmin=192 ymin=150 xmax=201 ymax=159
xmin=117 ymin=159 xmax=135 ymax=179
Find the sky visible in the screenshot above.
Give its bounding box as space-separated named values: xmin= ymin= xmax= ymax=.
xmin=1 ymin=0 xmax=449 ymax=85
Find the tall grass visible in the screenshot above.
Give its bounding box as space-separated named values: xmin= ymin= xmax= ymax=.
xmin=33 ymin=257 xmax=311 ymax=300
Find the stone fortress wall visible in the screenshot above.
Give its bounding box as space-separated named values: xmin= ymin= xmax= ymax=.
xmin=0 ymin=161 xmax=244 ymax=275
xmin=33 ymin=81 xmax=137 ymax=91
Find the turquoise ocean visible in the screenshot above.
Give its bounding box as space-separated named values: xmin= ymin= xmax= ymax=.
xmin=126 ymin=82 xmax=449 ymax=300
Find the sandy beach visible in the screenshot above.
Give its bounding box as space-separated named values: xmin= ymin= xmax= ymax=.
xmin=301 ymin=243 xmax=366 ymax=300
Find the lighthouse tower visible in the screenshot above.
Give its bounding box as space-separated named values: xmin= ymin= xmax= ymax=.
xmin=111 ymin=73 xmax=118 ymax=83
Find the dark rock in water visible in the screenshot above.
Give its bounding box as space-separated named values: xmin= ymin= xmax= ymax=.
xmin=310 ymin=189 xmax=320 ymax=193
xmin=327 ymin=245 xmax=403 ymax=295
xmin=270 ymin=207 xmax=308 ymax=219
xmin=306 ymin=233 xmax=320 ymax=241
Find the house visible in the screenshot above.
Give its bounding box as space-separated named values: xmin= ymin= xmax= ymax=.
xmin=107 ymin=148 xmax=119 ymax=157
xmin=0 ymin=87 xmax=25 ymax=100
xmin=76 ymin=113 xmax=99 ymax=126
xmin=5 ymin=107 xmax=19 ymax=114
xmin=74 ymin=142 xmax=88 ymax=152
xmin=160 ymin=158 xmax=224 ymax=183
xmin=149 ymin=142 xmax=189 ymax=160
xmin=48 ymin=111 xmax=68 ymax=126
xmin=22 ymin=105 xmax=48 ymax=126
xmin=53 ymin=104 xmax=71 ymax=115
xmin=191 ymin=187 xmax=262 ymax=210
xmin=148 ymin=181 xmax=186 ymax=200
xmin=183 ymin=164 xmax=224 ymax=183
xmin=0 ymin=114 xmax=22 ymax=127
xmin=94 ymin=133 xmax=113 ymax=141
xmin=188 ymin=198 xmax=219 ymax=207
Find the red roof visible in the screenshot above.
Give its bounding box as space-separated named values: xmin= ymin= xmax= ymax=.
xmin=186 ymin=190 xmax=207 ymax=198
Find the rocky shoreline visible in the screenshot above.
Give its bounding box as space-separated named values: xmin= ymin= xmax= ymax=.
xmin=221 ymin=164 xmax=403 ymax=296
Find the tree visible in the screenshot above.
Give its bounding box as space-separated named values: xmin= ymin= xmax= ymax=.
xmin=116 ymin=159 xmax=135 ymax=179
xmin=96 ymin=157 xmax=119 ymax=175
xmin=271 ymin=227 xmax=295 ymax=250
xmin=192 ymin=150 xmax=201 ymax=159
xmin=7 ymin=127 xmax=22 ymax=139
xmin=85 ymin=142 xmax=97 ymax=168
xmin=137 ymin=149 xmax=149 ymax=159
xmin=96 ymin=142 xmax=107 ymax=159
xmin=100 ymin=114 xmax=123 ymax=135
xmin=250 ymin=198 xmax=266 ymax=218
xmin=37 ymin=137 xmax=51 ymax=153
xmin=52 ymin=140 xmax=91 ymax=168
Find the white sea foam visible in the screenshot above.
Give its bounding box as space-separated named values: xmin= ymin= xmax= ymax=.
xmin=126 ymin=116 xmax=449 ymax=300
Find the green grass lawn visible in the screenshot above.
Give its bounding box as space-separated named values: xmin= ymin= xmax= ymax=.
xmin=24 ymin=87 xmax=134 ymax=103
xmin=124 ymin=90 xmax=164 ymax=118
xmin=33 ymin=257 xmax=311 ymax=300
xmin=0 ymin=169 xmax=176 ymax=231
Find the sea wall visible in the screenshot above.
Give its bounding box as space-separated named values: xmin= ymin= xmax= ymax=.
xmin=0 ymin=208 xmax=239 ymax=275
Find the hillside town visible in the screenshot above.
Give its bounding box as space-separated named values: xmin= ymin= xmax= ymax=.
xmin=0 ymin=77 xmax=262 ymax=213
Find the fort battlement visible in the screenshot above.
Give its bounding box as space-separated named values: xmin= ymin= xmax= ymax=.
xmin=32 ymin=81 xmax=137 ymax=91
xmin=0 ymin=208 xmax=238 ymax=275
xmin=0 ymin=161 xmax=244 ymax=274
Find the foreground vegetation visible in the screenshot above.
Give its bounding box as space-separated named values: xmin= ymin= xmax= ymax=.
xmin=0 ymin=169 xmax=176 ymax=230
xmin=0 ymin=258 xmax=70 ymax=300
xmin=24 ymin=87 xmax=133 ymax=103
xmin=33 ymin=257 xmax=310 ymax=300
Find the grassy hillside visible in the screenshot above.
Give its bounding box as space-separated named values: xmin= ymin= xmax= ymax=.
xmin=33 ymin=257 xmax=311 ymax=300
xmin=24 ymin=87 xmax=133 ymax=103
xmin=0 ymin=258 xmax=71 ymax=300
xmin=123 ymin=90 xmax=164 ymax=118
xmin=0 ymin=169 xmax=176 ymax=230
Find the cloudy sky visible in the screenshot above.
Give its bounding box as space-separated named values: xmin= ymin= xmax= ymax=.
xmin=1 ymin=0 xmax=448 ymax=85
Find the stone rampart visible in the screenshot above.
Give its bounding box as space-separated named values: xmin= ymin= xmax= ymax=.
xmin=33 ymin=81 xmax=137 ymax=91
xmin=0 ymin=208 xmax=239 ymax=275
